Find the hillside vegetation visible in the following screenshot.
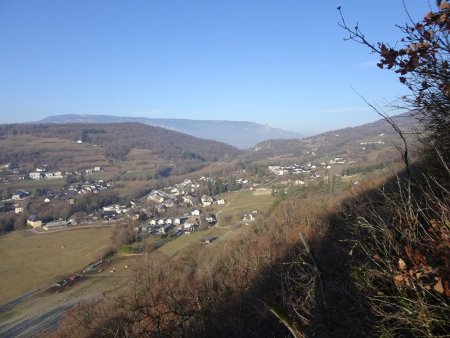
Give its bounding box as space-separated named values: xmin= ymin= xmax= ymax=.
xmin=0 ymin=123 xmax=240 ymax=162
xmin=252 ymin=112 xmax=417 ymax=157
xmin=52 ymin=3 xmax=449 ymax=337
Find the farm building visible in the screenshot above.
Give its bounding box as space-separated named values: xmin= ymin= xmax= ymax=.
xmin=12 ymin=190 xmax=30 ymax=200
xmin=27 ymin=215 xmax=42 ymax=228
xmin=43 ymin=220 xmax=69 ymax=231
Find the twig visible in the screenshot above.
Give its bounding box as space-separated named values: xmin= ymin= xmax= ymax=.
xmin=299 ymin=232 xmax=327 ymax=310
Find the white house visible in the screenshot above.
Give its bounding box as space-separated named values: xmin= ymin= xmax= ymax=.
xmin=206 ymin=215 xmax=217 ymax=224
xmin=201 ymin=195 xmax=214 ymax=206
xmin=14 ymin=205 xmax=24 ymax=214
xmin=29 ymin=172 xmax=41 ymax=180
xmin=183 ymin=223 xmax=197 ymax=232
xmin=27 ymin=215 xmax=42 ymax=228
xmin=44 ymin=172 xmax=62 ymax=179
xmin=191 ymin=209 xmax=200 ymax=216
xmin=243 ymin=213 xmax=255 ymax=222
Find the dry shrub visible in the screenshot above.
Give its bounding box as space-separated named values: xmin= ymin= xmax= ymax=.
xmin=343 ymin=168 xmax=450 ymax=337
xmin=53 ymin=193 xmax=339 ymax=337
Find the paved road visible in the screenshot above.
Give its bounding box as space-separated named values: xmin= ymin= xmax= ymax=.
xmin=0 ymin=300 xmax=73 ymax=337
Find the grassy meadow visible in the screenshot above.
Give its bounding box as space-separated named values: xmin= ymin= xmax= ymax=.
xmin=214 ymin=188 xmax=274 ymax=226
xmin=0 ymin=227 xmax=114 ymax=305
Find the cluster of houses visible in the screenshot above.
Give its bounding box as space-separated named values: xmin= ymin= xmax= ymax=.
xmin=328 ymin=157 xmax=346 ymax=165
xmin=0 ymin=163 xmax=25 ymax=182
xmin=96 ymin=176 xmax=227 ymax=231
xmin=360 ymin=134 xmax=386 ymax=148
xmin=102 ymin=203 xmax=132 ymax=220
xmin=268 ymin=164 xmax=312 ymax=176
xmin=5 ymin=190 xmax=31 ymax=214
xmin=360 ymin=140 xmax=385 ymax=150
xmin=84 ymin=167 xmax=102 ymax=175
xmin=268 ymin=158 xmax=350 ymax=177
xmin=145 ymin=178 xmax=226 ymax=212
xmin=0 ymin=177 xmax=111 ymax=219
xmin=2 ymin=165 xmax=241 ymax=232
xmin=29 ymin=170 xmax=64 ymax=180
xmin=68 ymin=180 xmax=110 ymax=195
xmin=0 ymin=189 xmax=32 ymax=214
xmin=134 ymin=208 xmax=216 ymax=236
xmin=359 ymin=141 xmax=385 ymax=146
xmin=0 ymin=162 xmax=104 ymax=182
xmin=28 ymin=166 xmax=102 ymax=180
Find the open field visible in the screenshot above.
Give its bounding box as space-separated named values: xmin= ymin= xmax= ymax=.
xmin=1 ymin=178 xmax=66 ymax=190
xmin=156 ymin=226 xmax=245 ymax=258
xmin=0 ymin=227 xmax=114 ymax=305
xmin=214 ymin=189 xmax=274 ymax=227
xmin=0 ymin=254 xmax=140 ymax=337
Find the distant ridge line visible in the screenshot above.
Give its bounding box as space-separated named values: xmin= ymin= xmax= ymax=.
xmin=38 ymin=114 xmax=302 ymax=149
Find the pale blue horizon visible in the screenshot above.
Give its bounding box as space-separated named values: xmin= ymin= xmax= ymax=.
xmin=0 ymin=0 xmax=430 ymax=134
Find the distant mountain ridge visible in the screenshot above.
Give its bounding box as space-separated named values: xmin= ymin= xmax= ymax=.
xmin=38 ymin=114 xmax=302 ymax=149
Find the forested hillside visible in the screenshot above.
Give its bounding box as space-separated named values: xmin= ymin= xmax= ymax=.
xmin=0 ymin=123 xmax=240 ymax=162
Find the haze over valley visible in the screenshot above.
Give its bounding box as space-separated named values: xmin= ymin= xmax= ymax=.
xmin=38 ymin=114 xmax=303 ymax=149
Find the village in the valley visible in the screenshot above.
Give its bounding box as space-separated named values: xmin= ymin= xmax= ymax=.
xmin=0 ymin=149 xmax=359 ymax=235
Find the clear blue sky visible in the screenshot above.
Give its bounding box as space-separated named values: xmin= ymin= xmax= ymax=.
xmin=0 ymin=0 xmax=431 ymax=134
